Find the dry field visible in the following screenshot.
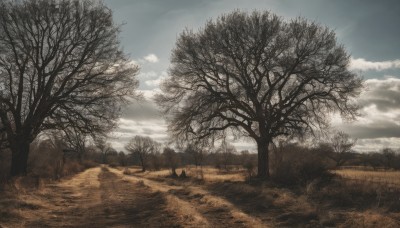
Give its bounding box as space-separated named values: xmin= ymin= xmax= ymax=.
xmin=335 ymin=169 xmax=400 ymax=188
xmin=1 ymin=166 xmax=400 ymax=227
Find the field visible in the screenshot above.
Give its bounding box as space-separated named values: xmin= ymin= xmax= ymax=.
xmin=335 ymin=169 xmax=400 ymax=188
xmin=1 ymin=166 xmax=400 ymax=227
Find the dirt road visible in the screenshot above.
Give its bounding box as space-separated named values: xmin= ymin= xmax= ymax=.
xmin=0 ymin=167 xmax=267 ymax=227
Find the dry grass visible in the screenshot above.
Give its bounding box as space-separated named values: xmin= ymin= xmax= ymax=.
xmin=335 ymin=169 xmax=400 ymax=188
xmin=2 ymin=165 xmax=400 ymax=227
xmin=124 ymin=166 xmax=246 ymax=182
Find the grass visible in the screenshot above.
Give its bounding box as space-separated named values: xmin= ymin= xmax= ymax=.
xmin=2 ymin=165 xmax=400 ymax=227
xmin=335 ymin=169 xmax=400 ymax=188
xmin=123 ymin=166 xmax=246 ymax=182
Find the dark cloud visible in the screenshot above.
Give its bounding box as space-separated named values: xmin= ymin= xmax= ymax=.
xmin=142 ymin=128 xmax=155 ymax=135
xmin=345 ymin=120 xmax=400 ymax=139
xmin=115 ymin=128 xmax=138 ymax=134
xmin=121 ymin=99 xmax=162 ymax=120
xmin=358 ymin=79 xmax=400 ymax=112
xmin=335 ymin=78 xmax=400 ymax=143
xmin=104 ymin=0 xmax=400 ymax=63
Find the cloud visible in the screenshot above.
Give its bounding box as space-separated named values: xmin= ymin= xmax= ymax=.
xmin=109 ymin=90 xmax=167 ymax=151
xmin=143 ymin=54 xmax=159 ymax=63
xmin=110 ymin=118 xmax=168 ymax=152
xmin=144 ymin=71 xmax=167 ymax=87
xmin=349 ymin=58 xmax=400 ymax=71
xmin=120 ymin=92 xmax=162 ymax=121
xmin=137 ymin=71 xmax=167 ymax=90
xmin=354 ymin=138 xmax=400 ymax=152
xmin=333 ymin=77 xmax=400 ymax=151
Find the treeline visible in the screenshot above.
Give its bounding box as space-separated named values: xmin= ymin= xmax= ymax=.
xmin=2 ymin=130 xmax=400 ymax=186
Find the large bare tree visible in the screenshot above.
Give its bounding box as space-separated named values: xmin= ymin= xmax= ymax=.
xmin=0 ymin=0 xmax=139 ymax=176
xmin=156 ymin=11 xmax=363 ymax=178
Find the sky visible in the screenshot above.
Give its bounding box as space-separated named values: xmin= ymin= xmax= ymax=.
xmin=103 ymin=0 xmax=400 ymax=152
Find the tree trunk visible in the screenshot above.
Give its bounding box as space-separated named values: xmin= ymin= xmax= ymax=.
xmin=257 ymin=139 xmax=270 ymax=178
xmin=139 ymin=154 xmax=146 ymax=172
xmin=171 ymin=167 xmax=177 ymax=177
xmin=10 ymin=140 xmax=30 ymax=177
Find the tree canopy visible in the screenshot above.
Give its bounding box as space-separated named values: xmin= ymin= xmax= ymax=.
xmin=156 ymin=10 xmax=363 ymax=177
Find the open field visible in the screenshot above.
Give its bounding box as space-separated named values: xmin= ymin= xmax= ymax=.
xmin=335 ymin=169 xmax=400 ymax=188
xmin=1 ymin=166 xmax=400 ymax=227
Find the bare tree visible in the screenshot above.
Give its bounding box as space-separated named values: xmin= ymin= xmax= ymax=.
xmin=163 ymin=147 xmax=180 ymax=176
xmin=156 ymin=10 xmax=363 ymax=178
xmin=382 ymin=148 xmax=396 ymax=170
xmin=0 ymin=0 xmax=139 ymax=176
xmin=327 ymin=131 xmax=356 ymax=167
xmin=184 ymin=143 xmax=205 ymax=168
xmin=125 ymin=135 xmax=159 ymax=172
xmin=94 ymin=137 xmax=113 ymax=164
xmin=217 ymin=141 xmax=236 ymax=170
xmin=63 ymin=127 xmax=88 ymax=161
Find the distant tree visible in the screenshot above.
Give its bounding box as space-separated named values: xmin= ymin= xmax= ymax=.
xmin=217 ymin=141 xmax=236 ymax=170
xmin=327 ymin=131 xmax=356 ymax=167
xmin=125 ymin=136 xmax=159 ymax=172
xmin=364 ymin=152 xmax=384 ymax=170
xmin=118 ymin=151 xmax=129 ymax=166
xmin=163 ymin=147 xmax=180 ymax=176
xmin=0 ymin=0 xmax=139 ymax=177
xmin=156 ymin=10 xmax=363 ymax=178
xmin=382 ymin=148 xmax=396 ymax=169
xmin=184 ymin=144 xmax=206 ymax=168
xmin=149 ymin=144 xmax=162 ymax=170
xmin=94 ymin=137 xmax=113 ymax=164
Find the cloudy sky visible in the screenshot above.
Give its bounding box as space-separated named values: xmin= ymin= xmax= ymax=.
xmin=103 ymin=0 xmax=400 ymax=152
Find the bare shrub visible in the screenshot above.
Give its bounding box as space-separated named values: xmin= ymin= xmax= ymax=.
xmin=179 ymin=170 xmax=187 ymax=178
xmin=81 ymin=160 xmax=98 ymax=169
xmin=243 ymin=160 xmax=257 ymax=181
xmin=123 ymin=168 xmax=132 ymax=175
xmin=137 ymin=180 xmax=145 ymax=186
xmin=62 ymin=161 xmax=85 ymax=177
xmin=313 ymin=178 xmax=400 ymax=211
xmin=272 ymin=144 xmax=333 ymax=187
xmin=193 ymin=168 xmax=204 ymax=180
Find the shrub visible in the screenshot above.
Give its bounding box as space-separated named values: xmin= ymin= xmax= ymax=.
xmin=271 ymin=145 xmax=333 ymax=187
xmin=62 ymin=161 xmax=84 ymax=177
xmin=123 ymin=168 xmax=132 ymax=175
xmin=312 ymin=178 xmax=400 ymax=211
xmin=243 ymin=160 xmax=256 ymax=181
xmin=81 ymin=160 xmax=98 ymax=169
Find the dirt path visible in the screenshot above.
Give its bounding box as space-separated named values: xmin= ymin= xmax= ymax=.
xmin=1 ymin=167 xmax=270 ymax=227
xmin=110 ymin=168 xmax=266 ymax=227
xmin=1 ymin=167 xmax=181 ymax=227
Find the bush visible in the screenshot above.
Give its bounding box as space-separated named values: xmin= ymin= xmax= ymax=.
xmin=62 ymin=161 xmax=84 ymax=177
xmin=271 ymin=145 xmax=333 ymax=187
xmin=312 ymin=179 xmax=400 ymax=211
xmin=81 ymin=160 xmax=98 ymax=169
xmin=243 ymin=160 xmax=256 ymax=181
xmin=123 ymin=168 xmax=132 ymax=175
